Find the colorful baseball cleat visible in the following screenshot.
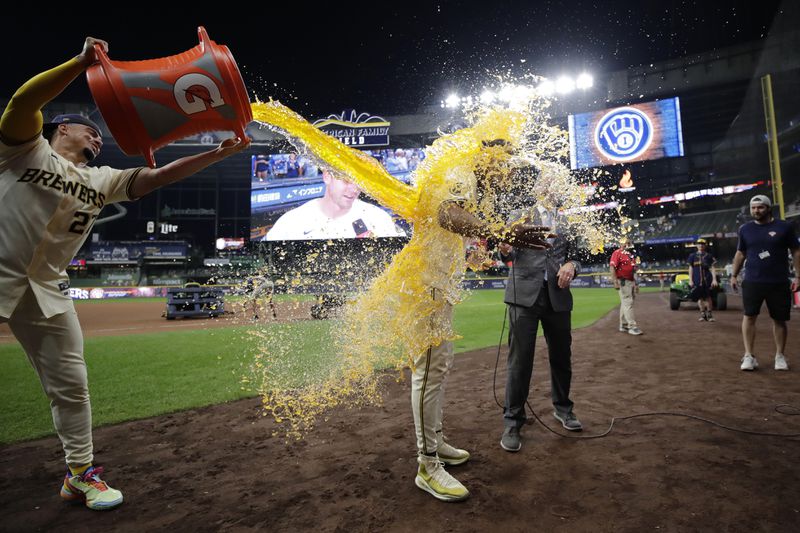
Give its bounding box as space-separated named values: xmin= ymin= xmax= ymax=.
xmin=60 ymin=466 xmax=123 ymax=510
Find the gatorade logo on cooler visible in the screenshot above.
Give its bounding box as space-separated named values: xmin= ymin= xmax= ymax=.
xmin=174 ymin=74 xmax=225 ymax=115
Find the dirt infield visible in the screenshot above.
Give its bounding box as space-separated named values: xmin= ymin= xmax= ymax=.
xmin=1 ymin=293 xmax=799 ymax=532
xmin=0 ymin=298 xmax=312 ymax=343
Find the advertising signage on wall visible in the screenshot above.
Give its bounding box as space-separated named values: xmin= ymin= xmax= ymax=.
xmin=251 ymin=183 xmax=326 ymax=211
xmin=312 ymin=110 xmax=391 ymax=147
xmin=88 ymin=242 xmax=188 ymax=263
xmin=568 ymin=97 xmax=684 ymax=169
xmin=638 ymin=180 xmax=768 ymax=206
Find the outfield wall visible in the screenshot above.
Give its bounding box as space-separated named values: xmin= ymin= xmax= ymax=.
xmin=66 ymin=274 xmax=679 ymax=300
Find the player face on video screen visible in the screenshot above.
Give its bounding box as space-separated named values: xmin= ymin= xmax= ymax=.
xmin=322 ymin=169 xmax=362 ymax=212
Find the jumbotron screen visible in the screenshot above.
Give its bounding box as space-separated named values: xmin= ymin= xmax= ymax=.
xmin=568 ymin=97 xmax=685 ymax=170
xmin=249 ymin=148 xmax=423 ymax=241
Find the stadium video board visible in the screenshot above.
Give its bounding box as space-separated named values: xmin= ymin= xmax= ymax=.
xmin=250 ymin=148 xmax=423 ymax=241
xmin=568 ymin=97 xmax=684 ymax=169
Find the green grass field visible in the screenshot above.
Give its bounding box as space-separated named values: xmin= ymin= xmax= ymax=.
xmin=0 ymin=288 xmax=621 ymax=444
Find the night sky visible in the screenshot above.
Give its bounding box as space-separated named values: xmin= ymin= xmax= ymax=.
xmin=1 ymin=1 xmax=788 ymax=118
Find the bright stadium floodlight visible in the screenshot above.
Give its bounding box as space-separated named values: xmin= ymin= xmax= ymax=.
xmin=497 ymin=84 xmax=515 ymax=102
xmin=480 ymin=90 xmax=495 ymax=104
xmin=445 ymin=93 xmax=460 ymax=108
xmin=576 ymin=72 xmax=594 ymax=90
xmin=556 ymin=76 xmax=576 ymax=94
xmin=512 ymin=84 xmax=532 ymax=101
xmin=537 ymin=79 xmax=555 ymax=97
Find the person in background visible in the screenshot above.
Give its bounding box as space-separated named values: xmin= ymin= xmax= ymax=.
xmin=286 ymin=153 xmax=301 ymax=178
xmin=254 ymin=154 xmax=270 ymax=181
xmin=385 ymin=148 xmax=409 ymax=173
xmin=688 ymin=238 xmax=718 ymax=322
xmin=248 ymin=275 xmax=277 ymax=320
xmin=731 ymin=195 xmax=800 ymax=371
xmin=609 ymin=237 xmax=642 ymax=335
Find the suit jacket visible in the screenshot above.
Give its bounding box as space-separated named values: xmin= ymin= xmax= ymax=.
xmin=502 ymin=211 xmax=580 ymax=312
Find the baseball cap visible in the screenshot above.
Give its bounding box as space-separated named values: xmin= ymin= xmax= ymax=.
xmin=43 ymin=114 xmax=102 ymax=138
xmin=695 ymin=238 xmax=707 ymax=245
xmin=749 ymin=194 xmax=772 ymax=207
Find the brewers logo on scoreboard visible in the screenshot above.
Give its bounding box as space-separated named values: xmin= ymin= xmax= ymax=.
xmin=569 ymin=97 xmax=684 ymax=169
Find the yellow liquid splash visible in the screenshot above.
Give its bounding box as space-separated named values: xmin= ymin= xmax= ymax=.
xmin=249 ymin=99 xmax=608 ymax=436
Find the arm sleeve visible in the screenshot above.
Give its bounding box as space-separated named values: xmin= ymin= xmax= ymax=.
xmin=564 ymin=238 xmax=581 ymax=273
xmin=0 ymin=57 xmax=86 ymax=144
xmin=499 ymin=248 xmax=517 ymax=263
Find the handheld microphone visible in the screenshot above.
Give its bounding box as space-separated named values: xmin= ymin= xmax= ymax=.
xmin=352 ymin=219 xmax=373 ymax=238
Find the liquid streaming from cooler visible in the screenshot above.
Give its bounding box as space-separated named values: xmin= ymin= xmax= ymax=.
xmin=248 ymin=97 xmax=610 ymax=436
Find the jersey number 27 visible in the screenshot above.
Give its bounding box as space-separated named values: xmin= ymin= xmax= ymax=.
xmin=69 ymin=210 xmax=98 ymax=235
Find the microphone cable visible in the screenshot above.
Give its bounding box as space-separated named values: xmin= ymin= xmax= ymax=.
xmin=492 ymin=253 xmax=800 ymax=440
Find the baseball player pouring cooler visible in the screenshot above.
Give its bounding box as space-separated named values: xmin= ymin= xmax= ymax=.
xmin=0 ymin=37 xmax=249 ymax=511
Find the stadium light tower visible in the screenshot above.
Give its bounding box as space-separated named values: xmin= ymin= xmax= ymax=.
xmin=444 ymin=93 xmax=460 ymax=108
xmin=576 ymin=72 xmax=594 ymax=90
xmin=556 ymin=76 xmax=576 ymax=94
xmin=440 ymin=71 xmax=594 ymax=108
xmin=536 ymin=79 xmax=555 ymax=97
xmin=497 ymin=85 xmax=515 ymax=103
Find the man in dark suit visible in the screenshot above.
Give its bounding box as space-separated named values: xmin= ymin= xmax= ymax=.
xmin=499 ymin=207 xmax=582 ymax=452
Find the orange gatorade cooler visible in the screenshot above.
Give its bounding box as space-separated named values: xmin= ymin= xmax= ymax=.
xmin=86 ymin=26 xmax=252 ymax=167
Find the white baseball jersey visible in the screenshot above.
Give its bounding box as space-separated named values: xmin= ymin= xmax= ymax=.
xmin=265 ymin=198 xmax=406 ymax=241
xmin=0 ymin=135 xmax=142 ymax=318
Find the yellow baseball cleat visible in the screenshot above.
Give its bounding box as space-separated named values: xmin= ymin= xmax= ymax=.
xmin=415 ymin=455 xmax=469 ymax=502
xmin=60 ymin=466 xmax=123 ymax=511
xmin=437 ymin=439 xmax=470 ymax=466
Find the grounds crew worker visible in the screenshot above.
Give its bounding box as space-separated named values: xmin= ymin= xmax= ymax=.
xmin=0 ymin=37 xmax=249 ymax=510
